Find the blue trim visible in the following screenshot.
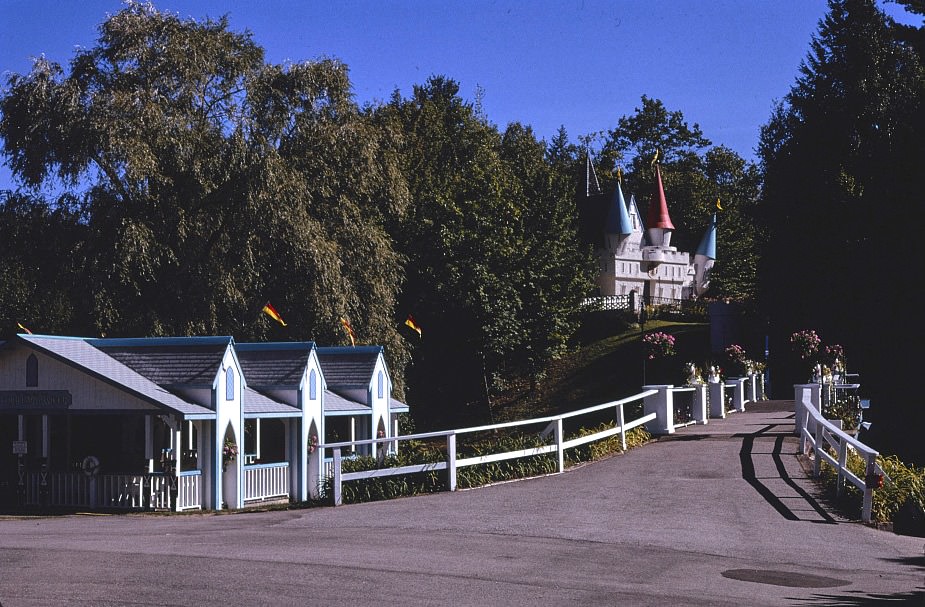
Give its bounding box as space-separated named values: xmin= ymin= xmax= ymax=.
xmin=317 ymin=345 xmax=383 ymax=355
xmin=309 ymin=369 xmax=317 ymax=400
xmin=225 ymin=367 xmax=235 ymax=400
xmin=243 ymin=411 xmax=302 ymax=419
xmin=324 ymin=409 xmax=372 ymax=416
xmin=235 ymin=341 xmax=316 ymax=352
xmin=178 ymin=469 xmax=202 ymax=477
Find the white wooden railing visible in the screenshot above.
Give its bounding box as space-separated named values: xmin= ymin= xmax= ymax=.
xmin=177 ymin=471 xmax=202 ymax=511
xmin=795 ymin=387 xmax=880 ymax=522
xmin=322 ymin=390 xmax=659 ymax=506
xmin=25 ymin=472 xmax=177 ymax=510
xmin=242 ymin=462 xmax=289 ymax=503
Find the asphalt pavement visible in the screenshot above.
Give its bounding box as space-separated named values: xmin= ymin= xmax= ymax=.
xmin=0 ymin=401 xmax=922 ymax=606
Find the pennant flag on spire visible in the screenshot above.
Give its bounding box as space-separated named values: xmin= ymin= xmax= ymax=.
xmin=340 ymin=317 xmax=356 ymax=346
xmin=404 ymin=314 xmax=422 ymax=338
xmin=17 ymin=322 xmax=32 ymax=335
xmin=262 ymin=302 xmax=287 ymax=327
xmin=716 ymin=197 xmax=723 ymax=211
xmin=650 ymin=148 xmax=659 ymax=167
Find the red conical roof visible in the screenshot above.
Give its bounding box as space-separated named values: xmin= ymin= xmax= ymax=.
xmin=647 ymin=164 xmax=675 ymax=230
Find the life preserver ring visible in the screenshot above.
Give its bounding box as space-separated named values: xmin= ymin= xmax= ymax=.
xmin=81 ymin=455 xmax=100 ymax=477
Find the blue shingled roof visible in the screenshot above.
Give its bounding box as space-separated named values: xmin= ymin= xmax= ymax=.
xmin=242 ymin=387 xmax=301 ymax=418
xmin=90 ymin=337 xmax=231 ymax=387
xmin=317 ymin=346 xmax=382 ymax=388
xmin=324 ymin=389 xmax=371 ymax=414
xmin=236 ymin=342 xmax=316 ymax=388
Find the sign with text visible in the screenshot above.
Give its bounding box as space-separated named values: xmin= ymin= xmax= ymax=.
xmin=12 ymin=441 xmax=27 ymax=455
xmin=0 ymin=390 xmax=72 ymax=411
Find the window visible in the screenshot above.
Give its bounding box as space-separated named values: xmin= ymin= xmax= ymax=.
xmin=225 ymin=367 xmax=235 ymax=400
xmin=377 ymin=370 xmax=384 ymax=399
xmin=309 ymin=369 xmax=317 ymax=400
xmin=26 ymin=354 xmax=38 ymax=387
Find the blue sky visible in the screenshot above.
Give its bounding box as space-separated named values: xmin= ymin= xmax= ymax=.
xmin=0 ymin=0 xmax=918 ymax=192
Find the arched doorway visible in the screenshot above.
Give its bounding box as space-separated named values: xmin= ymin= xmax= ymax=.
xmin=221 ymin=423 xmax=239 ymax=509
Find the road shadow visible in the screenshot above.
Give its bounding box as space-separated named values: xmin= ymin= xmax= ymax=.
xmin=740 ymin=425 xmax=836 ymax=524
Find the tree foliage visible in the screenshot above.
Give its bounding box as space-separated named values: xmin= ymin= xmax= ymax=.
xmin=0 ymin=2 xmax=411 ymax=387
xmin=759 ymin=0 xmax=925 ymax=461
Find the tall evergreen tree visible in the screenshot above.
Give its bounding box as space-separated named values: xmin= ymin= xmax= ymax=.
xmin=759 ymin=0 xmax=925 ymax=461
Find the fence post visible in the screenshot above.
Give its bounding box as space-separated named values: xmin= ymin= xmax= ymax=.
xmin=616 ymin=403 xmax=626 ymax=451
xmin=709 ymin=380 xmax=725 ymax=419
xmin=446 ymin=433 xmax=457 ymax=492
xmin=333 ymin=447 xmax=342 ymax=507
xmin=643 ymin=385 xmax=674 ymax=435
xmin=862 ymin=454 xmax=875 ymax=523
xmin=813 ymin=423 xmax=823 ymax=478
xmin=692 ymin=384 xmax=708 ymax=424
xmin=554 ymin=419 xmax=564 ymax=473
xmin=836 ymin=439 xmax=847 ymax=497
xmin=729 ymin=378 xmax=746 ymax=412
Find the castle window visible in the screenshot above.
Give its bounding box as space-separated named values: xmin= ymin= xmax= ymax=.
xmin=309 ymin=369 xmax=317 ymax=400
xmin=26 ymin=354 xmax=38 ymax=387
xmin=225 ymin=367 xmax=235 ymax=400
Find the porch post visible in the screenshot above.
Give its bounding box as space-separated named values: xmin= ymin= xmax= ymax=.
xmin=42 ymin=415 xmax=49 ymax=458
xmin=255 ymin=418 xmax=262 ymax=461
xmin=349 ymin=417 xmax=356 ymax=454
xmin=145 ymin=416 xmax=154 ymax=473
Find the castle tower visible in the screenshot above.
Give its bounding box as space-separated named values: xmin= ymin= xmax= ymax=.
xmin=645 ymin=164 xmax=675 ymax=249
xmin=693 ymin=213 xmax=717 ymax=298
xmin=603 ymin=178 xmax=634 ymax=254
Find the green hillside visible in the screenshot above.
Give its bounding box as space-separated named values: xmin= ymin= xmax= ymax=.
xmin=492 ymin=313 xmax=711 ymax=422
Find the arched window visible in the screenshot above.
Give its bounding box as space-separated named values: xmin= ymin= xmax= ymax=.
xmin=26 ymin=354 xmax=38 ymax=387
xmin=377 ymin=370 xmax=384 ymax=399
xmin=309 ymin=369 xmax=317 ymax=400
xmin=225 ymin=367 xmax=235 ymax=401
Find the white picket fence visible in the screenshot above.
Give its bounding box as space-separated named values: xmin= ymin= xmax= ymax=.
xmin=242 ymin=462 xmax=289 ymax=503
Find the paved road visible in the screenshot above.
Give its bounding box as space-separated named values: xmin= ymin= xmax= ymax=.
xmin=1 ymin=402 xmax=922 ymax=606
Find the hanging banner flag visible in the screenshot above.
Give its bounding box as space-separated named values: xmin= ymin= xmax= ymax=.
xmin=262 ymin=302 xmax=287 ymax=327
xmin=340 ymin=317 xmax=356 ymax=346
xmin=17 ymin=322 xmax=32 ymax=335
xmin=404 ymin=314 xmax=422 ymax=338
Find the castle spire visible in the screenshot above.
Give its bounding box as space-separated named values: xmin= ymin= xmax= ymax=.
xmin=647 ymin=164 xmax=675 ymax=230
xmin=605 ymin=179 xmax=633 ymax=236
xmin=695 ymin=213 xmax=717 ymax=260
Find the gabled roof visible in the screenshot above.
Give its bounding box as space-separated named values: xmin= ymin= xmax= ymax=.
xmin=317 ymin=346 xmax=383 ymax=388
xmin=605 ymin=181 xmax=634 ymax=236
xmin=235 ymin=342 xmax=316 ymax=388
xmin=324 ymin=389 xmax=371 ymax=414
xmin=90 ymin=337 xmax=231 ymax=387
xmin=647 ymin=164 xmax=675 ymax=230
xmin=695 ymin=213 xmax=717 ymax=260
xmin=15 ymin=335 xmax=213 ymax=419
xmin=242 ymin=387 xmax=301 ymax=418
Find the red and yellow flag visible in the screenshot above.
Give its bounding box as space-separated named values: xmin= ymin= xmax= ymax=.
xmin=262 ymin=302 xmax=287 ymax=327
xmin=340 ymin=317 xmax=356 ymax=346
xmin=17 ymin=322 xmax=32 ymax=335
xmin=404 ymin=314 xmax=422 ymax=337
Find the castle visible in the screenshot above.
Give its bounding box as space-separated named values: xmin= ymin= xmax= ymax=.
xmin=594 ymin=164 xmax=716 ymax=303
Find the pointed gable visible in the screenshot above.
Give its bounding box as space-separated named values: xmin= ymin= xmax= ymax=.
xmin=235 ymin=342 xmax=316 ymax=388
xmin=647 ymin=164 xmax=675 ymax=230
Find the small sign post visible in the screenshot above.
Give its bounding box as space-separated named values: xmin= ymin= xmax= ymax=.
xmin=12 ymin=440 xmax=27 ymax=455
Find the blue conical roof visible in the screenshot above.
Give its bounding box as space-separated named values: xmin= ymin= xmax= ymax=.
xmin=695 ymin=213 xmax=717 ymax=259
xmin=605 ymin=181 xmax=633 ymax=236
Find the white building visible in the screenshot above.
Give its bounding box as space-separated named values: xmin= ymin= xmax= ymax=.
xmin=596 ymin=164 xmax=716 ymax=302
xmin=0 ymin=335 xmax=408 ymax=512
